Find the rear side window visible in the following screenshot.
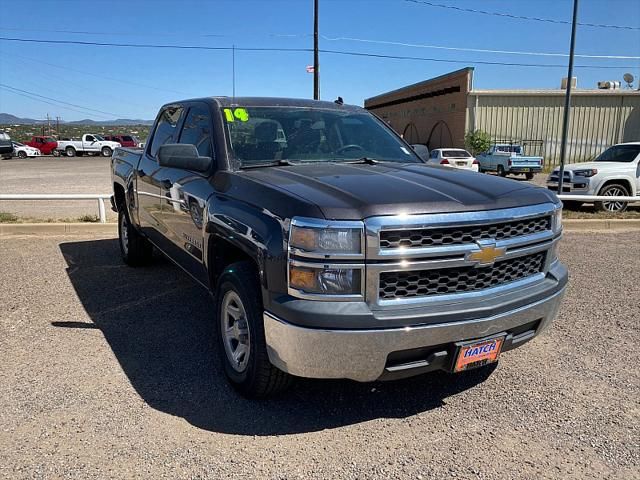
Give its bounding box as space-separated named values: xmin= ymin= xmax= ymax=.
xmin=178 ymin=105 xmax=213 ymax=159
xmin=149 ymin=105 xmax=184 ymax=157
xmin=122 ymin=136 xmax=133 ymax=142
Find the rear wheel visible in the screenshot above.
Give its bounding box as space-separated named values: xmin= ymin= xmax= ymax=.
xmin=17 ymin=151 xmax=27 ymax=159
xmin=65 ymin=146 xmax=76 ymax=157
xmin=118 ymin=210 xmax=153 ymax=266
xmin=101 ymin=146 xmax=113 ymax=157
xmin=497 ymin=165 xmax=507 ymax=177
xmin=52 ymin=149 xmax=61 ymax=157
xmin=595 ymin=184 xmax=629 ymax=213
xmin=216 ymin=261 xmax=293 ymax=398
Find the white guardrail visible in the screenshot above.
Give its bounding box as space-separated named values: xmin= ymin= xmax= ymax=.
xmin=0 ymin=194 xmax=111 ymax=223
xmin=0 ymin=194 xmax=638 ymax=226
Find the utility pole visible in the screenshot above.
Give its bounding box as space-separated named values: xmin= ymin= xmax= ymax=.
xmin=56 ymin=116 xmax=60 ymax=137
xmin=558 ymin=0 xmax=578 ymax=194
xmin=313 ymin=0 xmax=319 ymax=100
xmin=46 ymin=113 xmax=51 ymax=136
xmin=232 ymin=44 xmax=236 ymax=99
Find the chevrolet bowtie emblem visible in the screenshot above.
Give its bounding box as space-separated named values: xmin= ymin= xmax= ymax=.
xmin=467 ymin=243 xmax=506 ymax=267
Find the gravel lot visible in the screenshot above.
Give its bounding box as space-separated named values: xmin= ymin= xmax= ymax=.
xmin=0 ymin=232 xmax=638 ymax=479
xmin=0 ymin=156 xmax=115 ymax=221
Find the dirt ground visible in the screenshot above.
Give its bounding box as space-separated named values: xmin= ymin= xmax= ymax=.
xmin=0 ymin=231 xmax=638 ymax=479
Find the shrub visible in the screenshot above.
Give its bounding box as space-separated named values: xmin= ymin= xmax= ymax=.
xmin=465 ymin=130 xmax=492 ymax=156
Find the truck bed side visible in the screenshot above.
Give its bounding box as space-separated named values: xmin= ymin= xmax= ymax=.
xmin=111 ymin=147 xmax=143 ymax=223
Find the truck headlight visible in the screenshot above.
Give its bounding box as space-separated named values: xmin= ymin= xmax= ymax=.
xmin=552 ymin=207 xmax=562 ymax=234
xmin=289 ymin=264 xmax=362 ymax=296
xmin=573 ymin=169 xmax=598 ymax=177
xmin=289 ymin=219 xmax=363 ymax=256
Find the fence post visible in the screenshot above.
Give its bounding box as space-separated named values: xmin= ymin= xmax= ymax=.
xmin=98 ymin=198 xmax=106 ymax=223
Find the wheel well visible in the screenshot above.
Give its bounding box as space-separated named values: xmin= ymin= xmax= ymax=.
xmin=113 ymin=183 xmax=126 ymax=211
xmin=208 ymin=237 xmax=259 ymax=289
xmin=599 ymin=179 xmax=632 ymax=195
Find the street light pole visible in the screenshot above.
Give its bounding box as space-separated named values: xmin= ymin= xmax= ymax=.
xmin=313 ymin=0 xmax=319 ymax=100
xmin=558 ymin=0 xmax=579 ymax=195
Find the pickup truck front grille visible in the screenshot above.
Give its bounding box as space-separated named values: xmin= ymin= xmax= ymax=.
xmin=379 ymin=216 xmax=551 ymax=250
xmin=378 ymin=252 xmax=546 ymax=300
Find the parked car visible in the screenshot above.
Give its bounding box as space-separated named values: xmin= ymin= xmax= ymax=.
xmin=0 ymin=131 xmax=13 ymax=159
xmin=411 ymin=144 xmax=430 ymax=161
xmin=12 ymin=141 xmax=41 ymax=158
xmin=56 ymin=134 xmax=120 ymax=157
xmin=428 ymin=148 xmax=479 ymax=172
xmin=477 ymin=144 xmax=543 ymax=179
xmin=111 ymin=97 xmax=567 ymax=398
xmin=25 ymin=136 xmax=60 ymax=156
xmin=103 ymin=134 xmax=140 ymax=148
xmin=547 ymin=142 xmax=640 ymax=212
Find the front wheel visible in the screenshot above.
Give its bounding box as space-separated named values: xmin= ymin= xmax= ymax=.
xmin=52 ymin=149 xmax=61 ymax=157
xmin=216 ymin=261 xmax=293 ymax=398
xmin=118 ymin=210 xmax=153 ymax=266
xmin=101 ymin=146 xmax=113 ymax=157
xmin=595 ymin=184 xmax=629 ymax=213
xmin=17 ymin=151 xmax=27 ymax=159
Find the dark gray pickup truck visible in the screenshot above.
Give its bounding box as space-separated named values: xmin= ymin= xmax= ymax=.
xmin=111 ymin=97 xmax=567 ymax=398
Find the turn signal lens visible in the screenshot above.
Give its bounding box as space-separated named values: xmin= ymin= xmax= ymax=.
xmin=290 ymin=227 xmax=317 ymax=251
xmin=289 ymin=265 xmax=361 ymax=295
xmin=289 ymin=266 xmax=318 ymax=291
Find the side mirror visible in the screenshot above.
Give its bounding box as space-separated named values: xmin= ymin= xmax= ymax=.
xmin=157 ymin=144 xmax=212 ymax=172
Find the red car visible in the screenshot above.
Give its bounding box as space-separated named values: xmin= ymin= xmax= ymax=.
xmin=103 ymin=135 xmax=139 ymax=148
xmin=26 ymin=136 xmax=60 ymax=156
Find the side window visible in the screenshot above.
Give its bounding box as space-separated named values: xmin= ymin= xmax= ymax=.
xmin=86 ymin=135 xmax=94 ymax=142
xmin=178 ymin=105 xmax=213 ymax=159
xmin=149 ymin=105 xmax=184 ymax=158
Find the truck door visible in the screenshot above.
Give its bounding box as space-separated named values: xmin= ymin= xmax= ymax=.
xmin=136 ymin=105 xmax=185 ymax=244
xmin=83 ymin=134 xmax=99 ymax=153
xmin=153 ymin=103 xmax=214 ymax=286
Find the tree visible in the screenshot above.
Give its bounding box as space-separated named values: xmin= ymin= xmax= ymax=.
xmin=465 ymin=130 xmax=492 ymax=156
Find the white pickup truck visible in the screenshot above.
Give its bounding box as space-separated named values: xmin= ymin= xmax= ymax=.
xmin=547 ymin=142 xmax=640 ymax=212
xmin=57 ymin=134 xmax=121 ymax=157
xmin=477 ymin=144 xmax=543 ymax=179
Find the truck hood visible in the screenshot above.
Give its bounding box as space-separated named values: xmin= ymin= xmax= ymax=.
xmin=240 ymin=162 xmax=557 ymax=219
xmin=559 ymin=162 xmax=629 ymax=172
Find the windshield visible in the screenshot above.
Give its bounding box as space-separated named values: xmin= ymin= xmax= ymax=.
xmin=442 ymin=149 xmax=471 ymax=158
xmin=222 ymin=106 xmax=421 ymax=167
xmin=43 ymin=137 xmax=56 ymax=143
xmin=0 ymin=133 xmax=9 ymax=141
xmin=595 ymin=145 xmax=640 ymax=163
xmin=13 ymin=142 xmax=24 ymax=147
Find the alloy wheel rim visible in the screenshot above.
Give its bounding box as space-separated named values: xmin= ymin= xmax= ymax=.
xmin=221 ymin=290 xmax=250 ymax=373
xmin=120 ymin=214 xmax=129 ymax=255
xmin=602 ymin=187 xmax=626 ymax=212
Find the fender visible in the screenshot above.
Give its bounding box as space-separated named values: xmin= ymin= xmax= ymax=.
xmin=592 ymin=174 xmax=637 ymax=196
xmin=204 ymin=193 xmax=288 ymax=293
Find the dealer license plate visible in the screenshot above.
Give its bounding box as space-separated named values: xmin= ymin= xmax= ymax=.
xmin=521 ymin=168 xmax=530 ymax=172
xmin=454 ymin=336 xmax=505 ymax=372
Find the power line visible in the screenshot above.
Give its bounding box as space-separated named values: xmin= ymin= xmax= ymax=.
xmin=0 ymin=87 xmax=112 ymax=119
xmin=0 ymin=36 xmax=311 ymax=52
xmin=320 ymin=49 xmax=638 ymax=70
xmin=404 ymin=0 xmax=640 ymax=31
xmin=321 ymin=35 xmax=640 ymax=60
xmin=0 ymin=83 xmax=127 ymax=117
xmin=1 ymin=36 xmax=637 ymax=71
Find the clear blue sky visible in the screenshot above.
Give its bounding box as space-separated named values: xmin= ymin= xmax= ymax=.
xmin=1 ymin=0 xmax=639 ymax=121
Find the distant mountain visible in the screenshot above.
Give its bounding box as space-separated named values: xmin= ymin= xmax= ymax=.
xmin=0 ymin=113 xmax=43 ymax=124
xmin=0 ymin=113 xmax=153 ymax=126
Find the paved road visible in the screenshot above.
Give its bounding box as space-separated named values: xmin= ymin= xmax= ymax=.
xmin=0 ymin=232 xmax=637 ymax=479
xmin=0 ymin=156 xmax=115 ymax=221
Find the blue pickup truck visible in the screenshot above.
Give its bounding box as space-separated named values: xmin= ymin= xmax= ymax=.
xmin=477 ymin=144 xmax=543 ymax=180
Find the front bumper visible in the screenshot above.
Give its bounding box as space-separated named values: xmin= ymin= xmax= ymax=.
xmin=264 ymin=282 xmax=566 ymax=382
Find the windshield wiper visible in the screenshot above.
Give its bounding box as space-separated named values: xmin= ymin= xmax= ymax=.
xmin=342 ymin=157 xmax=380 ymax=165
xmin=240 ymin=159 xmax=297 ymax=169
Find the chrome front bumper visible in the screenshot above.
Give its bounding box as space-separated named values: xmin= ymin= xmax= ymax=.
xmin=264 ymin=285 xmax=566 ymax=382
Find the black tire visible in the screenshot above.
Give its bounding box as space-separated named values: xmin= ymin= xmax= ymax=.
xmin=216 ymin=261 xmax=293 ymax=398
xmin=497 ymin=165 xmax=507 ymax=177
xmin=65 ymin=146 xmax=76 ymax=157
xmin=118 ymin=210 xmax=152 ymax=266
xmin=525 ymin=172 xmax=534 ymax=180
xmin=594 ymin=183 xmax=630 ymax=213
xmin=17 ymin=151 xmax=27 ymax=159
xmin=101 ymin=146 xmax=113 ymax=157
